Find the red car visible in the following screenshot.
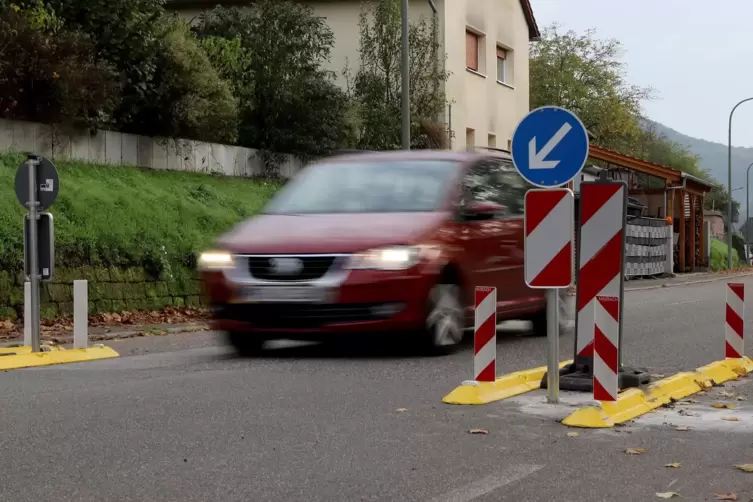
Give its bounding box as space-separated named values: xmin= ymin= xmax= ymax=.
xmin=199 ymin=149 xmax=573 ymax=355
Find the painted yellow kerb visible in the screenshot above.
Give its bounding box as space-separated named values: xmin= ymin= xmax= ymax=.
xmin=562 ymin=356 xmax=753 ymax=428
xmin=442 ymin=360 xmax=573 ymax=405
xmin=0 ymin=346 xmax=119 ymax=371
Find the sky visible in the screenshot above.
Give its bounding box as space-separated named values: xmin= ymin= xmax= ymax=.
xmin=529 ymin=0 xmax=753 ymax=148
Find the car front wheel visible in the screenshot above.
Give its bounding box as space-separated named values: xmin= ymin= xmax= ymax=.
xmin=422 ymin=283 xmax=465 ymax=354
xmin=226 ymin=331 xmax=266 ymax=357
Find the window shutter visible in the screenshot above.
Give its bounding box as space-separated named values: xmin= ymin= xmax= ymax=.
xmin=496 ymin=46 xmax=507 ymax=59
xmin=466 ymin=31 xmax=478 ymax=71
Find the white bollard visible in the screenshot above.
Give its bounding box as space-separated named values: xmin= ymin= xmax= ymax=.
xmin=24 ymin=281 xmax=31 ymax=346
xmin=73 ymin=280 xmax=88 ymax=349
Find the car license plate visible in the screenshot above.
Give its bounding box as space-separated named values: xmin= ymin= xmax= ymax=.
xmin=240 ymin=286 xmax=326 ymax=303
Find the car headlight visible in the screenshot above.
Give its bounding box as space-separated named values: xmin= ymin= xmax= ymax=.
xmin=346 ymin=246 xmax=422 ymax=271
xmin=198 ymin=250 xmax=235 ymax=271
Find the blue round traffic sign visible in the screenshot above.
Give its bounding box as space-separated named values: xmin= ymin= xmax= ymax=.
xmin=511 ymin=106 xmax=590 ymax=188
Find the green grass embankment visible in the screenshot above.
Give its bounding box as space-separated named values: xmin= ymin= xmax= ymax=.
xmin=0 ymin=153 xmax=281 ymax=319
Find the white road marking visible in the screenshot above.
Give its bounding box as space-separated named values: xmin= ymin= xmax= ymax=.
xmin=667 ymin=300 xmax=702 ymax=306
xmin=429 ymin=464 xmax=543 ymax=502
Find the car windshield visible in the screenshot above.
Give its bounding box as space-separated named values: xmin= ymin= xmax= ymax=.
xmin=263 ymin=159 xmax=460 ymax=214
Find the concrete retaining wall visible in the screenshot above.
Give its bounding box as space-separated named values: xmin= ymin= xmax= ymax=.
xmin=0 ymin=118 xmax=305 ymax=178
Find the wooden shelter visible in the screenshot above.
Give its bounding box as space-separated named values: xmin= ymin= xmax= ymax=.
xmin=585 ymin=145 xmax=713 ymax=272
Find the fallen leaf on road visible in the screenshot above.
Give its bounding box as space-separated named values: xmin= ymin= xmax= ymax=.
xmin=675 ymin=426 xmax=693 ymax=431
xmin=712 ymin=403 xmax=735 ymax=409
xmin=720 ymin=391 xmax=736 ymax=397
xmin=733 ymin=464 xmax=753 ymax=472
xmin=567 ymin=431 xmax=580 ymax=437
xmin=714 ymin=493 xmax=737 ymax=500
xmin=396 ymin=408 xmax=408 ymax=412
xmin=625 ymin=448 xmax=648 ymax=455
xmin=735 ymin=396 xmax=747 ymax=401
xmin=652 ymin=374 xmax=666 ymax=379
xmin=655 ymin=492 xmax=680 ymax=499
xmin=683 ymin=399 xmax=699 ymax=404
xmin=468 ymin=428 xmax=488 ymax=435
xmin=664 ymin=463 xmax=681 ymax=468
xmin=721 ymin=417 xmax=740 ymax=422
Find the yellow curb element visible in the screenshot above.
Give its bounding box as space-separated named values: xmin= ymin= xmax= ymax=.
xmin=562 ymin=356 xmax=753 ymax=428
xmin=0 ymin=346 xmax=119 ymax=371
xmin=0 ymin=345 xmax=62 ymax=355
xmin=442 ymin=360 xmax=573 ymax=405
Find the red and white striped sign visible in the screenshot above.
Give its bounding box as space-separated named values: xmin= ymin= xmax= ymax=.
xmin=474 ymin=286 xmax=497 ymax=382
xmin=726 ymin=283 xmax=745 ymax=358
xmin=593 ymin=295 xmax=619 ymax=401
xmin=575 ymin=182 xmax=626 ymax=358
xmin=524 ymin=188 xmax=574 ymax=288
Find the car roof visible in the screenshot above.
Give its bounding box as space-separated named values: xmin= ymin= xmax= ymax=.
xmin=320 ymin=148 xmax=512 ymax=165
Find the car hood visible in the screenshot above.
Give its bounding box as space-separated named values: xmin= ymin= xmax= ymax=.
xmin=217 ymin=212 xmax=447 ymax=254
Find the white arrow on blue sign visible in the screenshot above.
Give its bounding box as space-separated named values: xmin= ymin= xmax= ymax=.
xmin=510 ymin=106 xmax=590 ymax=188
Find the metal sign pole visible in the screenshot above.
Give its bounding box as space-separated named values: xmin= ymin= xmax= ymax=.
xmin=27 ymin=157 xmax=40 ymax=353
xmin=546 ymin=288 xmax=560 ymax=403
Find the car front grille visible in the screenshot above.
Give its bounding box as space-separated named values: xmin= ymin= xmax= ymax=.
xmin=220 ymin=303 xmax=385 ymax=329
xmin=245 ymin=255 xmax=338 ymax=282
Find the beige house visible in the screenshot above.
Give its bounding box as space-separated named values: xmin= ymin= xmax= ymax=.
xmin=168 ymin=0 xmax=540 ymax=151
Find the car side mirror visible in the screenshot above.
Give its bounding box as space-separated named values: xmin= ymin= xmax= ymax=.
xmin=461 ymin=201 xmax=505 ymax=221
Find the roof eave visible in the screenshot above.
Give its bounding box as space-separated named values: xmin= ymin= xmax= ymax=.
xmin=519 ymin=0 xmax=541 ymax=41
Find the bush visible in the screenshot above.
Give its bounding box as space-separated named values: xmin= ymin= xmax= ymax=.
xmin=194 ymin=2 xmax=349 ymax=170
xmin=144 ymin=19 xmax=239 ymax=143
xmin=731 ymin=233 xmax=746 ymax=266
xmin=0 ymin=153 xmax=281 ymax=276
xmin=0 ymin=3 xmax=120 ymax=129
xmin=45 ymin=0 xmax=166 ymax=131
xmin=710 ymin=239 xmax=740 ymax=271
xmin=348 ymin=0 xmax=449 ymax=150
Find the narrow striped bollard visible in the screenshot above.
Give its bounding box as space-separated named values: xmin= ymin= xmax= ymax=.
xmin=726 ymin=283 xmax=745 ymax=359
xmin=474 ymin=286 xmax=497 ymax=382
xmin=593 ymin=295 xmax=619 ymax=401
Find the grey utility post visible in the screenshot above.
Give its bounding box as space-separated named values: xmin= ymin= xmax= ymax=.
xmin=747 ymin=162 xmax=753 ymax=246
xmin=400 ymin=0 xmax=410 ymax=150
xmin=728 ymin=97 xmax=753 ymax=268
xmin=27 ymin=156 xmax=40 ymax=352
xmin=14 ymin=155 xmax=59 ymax=352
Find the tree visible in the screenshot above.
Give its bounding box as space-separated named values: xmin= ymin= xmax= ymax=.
xmin=705 ymin=184 xmax=740 ymax=221
xmin=194 ymin=2 xmax=349 ymax=174
xmin=45 ymin=0 xmax=166 ymax=131
xmin=347 ymin=0 xmax=449 ymax=150
xmin=140 ymin=19 xmax=239 ymax=143
xmin=530 ymin=24 xmax=651 ymax=153
xmin=530 ymin=24 xmax=714 ymax=182
xmin=0 ymin=2 xmax=120 ymax=130
xmin=634 ymin=122 xmax=706 ymax=179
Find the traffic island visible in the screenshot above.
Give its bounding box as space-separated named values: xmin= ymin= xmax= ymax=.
xmin=442 ymin=360 xmax=573 ymax=405
xmin=0 ymin=344 xmax=119 ymax=371
xmin=561 ymin=357 xmax=753 ymax=428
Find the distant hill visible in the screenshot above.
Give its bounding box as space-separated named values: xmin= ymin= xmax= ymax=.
xmin=646 ymin=120 xmax=753 ymax=199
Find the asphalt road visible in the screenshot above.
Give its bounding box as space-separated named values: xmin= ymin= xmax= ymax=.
xmin=1 ymin=278 xmax=753 ymax=502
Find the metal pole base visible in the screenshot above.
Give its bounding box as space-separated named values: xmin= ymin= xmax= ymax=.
xmin=540 ymin=360 xmax=651 ymax=392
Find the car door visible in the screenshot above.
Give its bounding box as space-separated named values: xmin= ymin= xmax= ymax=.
xmin=488 ymin=158 xmax=543 ymax=311
xmin=458 ymin=158 xmax=510 ymax=305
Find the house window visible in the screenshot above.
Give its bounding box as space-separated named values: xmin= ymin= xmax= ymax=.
xmin=488 ymin=133 xmax=496 ymax=147
xmin=466 ymin=31 xmax=479 ymax=72
xmin=496 ymin=46 xmax=508 ymax=83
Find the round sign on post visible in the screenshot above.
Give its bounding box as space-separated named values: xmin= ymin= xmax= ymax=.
xmin=14 ymin=156 xmax=59 ymax=210
xmin=510 ymin=106 xmax=590 ymax=188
